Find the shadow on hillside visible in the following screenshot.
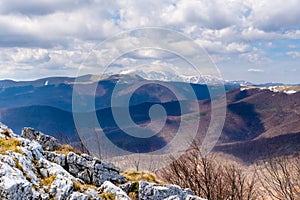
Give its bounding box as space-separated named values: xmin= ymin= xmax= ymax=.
xmin=96 ymin=102 xmax=182 ymax=153
xmin=214 ymin=132 xmax=300 ymax=164
xmin=224 ymin=101 xmax=265 ymax=141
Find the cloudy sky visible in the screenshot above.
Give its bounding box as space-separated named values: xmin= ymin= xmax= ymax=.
xmin=0 ymin=0 xmax=299 ymax=83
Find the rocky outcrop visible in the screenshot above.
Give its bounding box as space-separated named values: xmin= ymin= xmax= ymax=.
xmin=0 ymin=154 xmax=34 ymax=200
xmin=22 ymin=127 xmax=61 ymax=151
xmin=66 ymin=152 xmax=126 ymax=187
xmin=99 ymin=181 xmax=131 ymax=200
xmin=0 ymin=122 xmax=205 ymax=200
xmin=138 ymin=181 xmax=206 ymax=200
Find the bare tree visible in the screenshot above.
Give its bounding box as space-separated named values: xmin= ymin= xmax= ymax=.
xmin=158 ymin=141 xmax=259 ymax=200
xmin=223 ymin=164 xmax=258 ymax=200
xmin=257 ymin=155 xmax=300 ymax=200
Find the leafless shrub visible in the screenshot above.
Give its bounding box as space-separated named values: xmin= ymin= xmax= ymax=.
xmin=157 ymin=141 xmax=259 ymax=200
xmin=257 ymin=154 xmax=300 ymax=200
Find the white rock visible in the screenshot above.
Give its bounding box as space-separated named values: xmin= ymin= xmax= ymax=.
xmin=0 ymin=159 xmax=33 ymax=200
xmin=49 ymin=174 xmax=74 ymax=200
xmin=85 ymin=188 xmax=101 ymax=200
xmin=99 ymin=181 xmax=130 ymax=200
xmin=37 ymin=157 xmax=74 ymax=180
xmin=0 ymin=123 xmax=18 ymax=138
xmin=67 ymin=191 xmax=89 ymax=200
xmin=8 ymin=151 xmax=40 ymax=186
xmin=164 ymin=195 xmax=181 ymax=200
xmin=0 ymin=154 xmax=16 ymax=167
xmin=27 ymin=140 xmax=44 ymax=159
xmin=185 ymin=195 xmax=207 ymax=200
xmin=44 ymin=151 xmax=66 ymax=167
xmin=21 ymin=127 xmax=61 ymax=151
xmin=139 ymin=181 xmax=201 ymax=200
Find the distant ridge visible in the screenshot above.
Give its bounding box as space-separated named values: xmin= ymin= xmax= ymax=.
xmin=0 ymin=74 xmax=299 ymax=163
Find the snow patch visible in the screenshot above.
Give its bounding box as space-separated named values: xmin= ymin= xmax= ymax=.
xmin=284 ymin=90 xmax=297 ymax=94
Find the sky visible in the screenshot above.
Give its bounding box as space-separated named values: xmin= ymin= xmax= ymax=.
xmin=0 ymin=0 xmax=299 ymax=84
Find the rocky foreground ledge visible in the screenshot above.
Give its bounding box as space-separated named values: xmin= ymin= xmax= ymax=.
xmin=0 ymin=123 xmax=205 ymax=200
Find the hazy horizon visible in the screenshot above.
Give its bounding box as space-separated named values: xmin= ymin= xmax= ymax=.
xmin=0 ymin=72 xmax=299 ymax=85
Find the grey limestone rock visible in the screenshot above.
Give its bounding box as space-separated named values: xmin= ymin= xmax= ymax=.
xmin=0 ymin=156 xmax=33 ymax=200
xmin=67 ymin=152 xmax=126 ymax=186
xmin=119 ymin=182 xmax=137 ymax=194
xmin=67 ymin=191 xmax=89 ymax=200
xmin=49 ymin=174 xmax=74 ymax=200
xmin=139 ymin=181 xmax=205 ymax=200
xmin=98 ymin=181 xmax=130 ymax=200
xmin=22 ymin=127 xmax=61 ymax=151
xmin=43 ymin=151 xmax=67 ymax=167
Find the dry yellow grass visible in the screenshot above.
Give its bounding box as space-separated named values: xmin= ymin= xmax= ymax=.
xmin=0 ymin=137 xmax=22 ymax=154
xmin=72 ymin=180 xmax=85 ymax=192
xmin=54 ymin=144 xmax=82 ymax=155
xmin=41 ymin=175 xmax=57 ymax=187
xmin=120 ymin=169 xmax=163 ymax=199
xmin=72 ymin=180 xmax=97 ymax=192
xmin=99 ymin=193 xmax=115 ymax=200
xmin=122 ymin=169 xmax=163 ymax=184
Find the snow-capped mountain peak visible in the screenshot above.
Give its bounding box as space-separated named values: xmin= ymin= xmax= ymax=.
xmin=116 ymin=69 xmax=223 ymax=85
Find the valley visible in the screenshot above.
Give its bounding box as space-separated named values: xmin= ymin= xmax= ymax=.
xmin=0 ymin=74 xmax=299 ymax=165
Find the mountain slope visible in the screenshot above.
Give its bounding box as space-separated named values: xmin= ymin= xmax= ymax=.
xmin=0 ymin=74 xmax=231 ymax=112
xmin=1 ymin=75 xmax=299 ymax=163
xmin=212 ymin=88 xmax=300 ymax=163
xmin=0 ymin=100 xmax=196 ymax=154
xmin=1 ymin=87 xmax=299 ymax=162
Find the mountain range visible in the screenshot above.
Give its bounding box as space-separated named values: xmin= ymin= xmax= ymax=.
xmin=0 ymin=74 xmax=299 ymax=164
xmin=0 ymin=74 xmax=234 ymax=112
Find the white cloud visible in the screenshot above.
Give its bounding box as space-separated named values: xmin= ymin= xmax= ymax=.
xmin=266 ymin=42 xmax=273 ymax=47
xmin=195 ymin=40 xmax=251 ymax=54
xmin=0 ymin=0 xmax=299 ymax=83
xmin=240 ymin=48 xmax=271 ymax=64
xmin=0 ymin=1 xmax=120 ymax=47
xmin=198 ymin=26 xmax=239 ymax=42
xmin=286 ymin=51 xmax=300 ymax=58
xmin=245 ymin=0 xmax=300 ymax=31
xmin=161 ymin=0 xmax=245 ymax=30
xmin=0 ymin=47 xmax=88 ymax=79
xmin=247 ymin=68 xmax=265 ymax=73
xmin=209 ymin=54 xmax=231 ymax=63
xmin=0 ymin=48 xmax=49 ymax=64
xmin=226 ymin=42 xmax=251 ymax=53
xmin=241 ymin=27 xmax=280 ymax=41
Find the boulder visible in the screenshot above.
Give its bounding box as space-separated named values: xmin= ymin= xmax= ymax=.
xmin=67 ymin=191 xmax=89 ymax=200
xmin=66 ymin=152 xmax=126 ymax=186
xmin=44 ymin=151 xmax=66 ymax=167
xmin=36 ymin=157 xmax=74 ymax=180
xmin=139 ymin=181 xmax=205 ymax=200
xmin=85 ymin=188 xmax=102 ymax=200
xmin=0 ymin=123 xmax=17 ymax=138
xmin=99 ymin=181 xmax=130 ymax=200
xmin=49 ymin=174 xmax=74 ymax=200
xmin=22 ymin=127 xmax=61 ymax=151
xmin=7 ymin=151 xmax=40 ymax=186
xmin=0 ymin=156 xmax=33 ymax=200
xmin=119 ymin=182 xmax=137 ymax=194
